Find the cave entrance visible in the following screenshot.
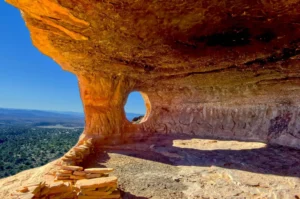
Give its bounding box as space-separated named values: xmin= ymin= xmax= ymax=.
xmin=124 ymin=91 xmax=151 ymax=124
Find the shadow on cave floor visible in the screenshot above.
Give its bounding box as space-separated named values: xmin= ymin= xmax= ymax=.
xmin=82 ymin=135 xmax=300 ymax=178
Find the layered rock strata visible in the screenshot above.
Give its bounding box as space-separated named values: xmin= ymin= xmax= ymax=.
xmin=6 ymin=0 xmax=300 ymax=149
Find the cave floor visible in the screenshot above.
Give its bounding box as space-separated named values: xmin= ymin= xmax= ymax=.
xmin=82 ymin=137 xmax=300 ymax=199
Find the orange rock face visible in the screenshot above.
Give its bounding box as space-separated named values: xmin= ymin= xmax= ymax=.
xmin=6 ymin=0 xmax=300 ymax=148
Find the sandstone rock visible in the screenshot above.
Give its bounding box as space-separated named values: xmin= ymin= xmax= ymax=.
xmin=70 ymin=175 xmax=86 ymax=180
xmin=17 ymin=192 xmax=35 ymax=199
xmin=79 ymin=190 xmax=121 ymax=199
xmin=78 ymin=145 xmax=90 ymax=150
xmin=61 ymin=161 xmax=76 ymax=166
xmin=75 ymin=177 xmax=118 ymax=189
xmin=104 ymin=190 xmax=121 ymax=199
xmin=55 ymin=192 xmax=77 ymax=199
xmin=64 ymin=154 xmax=75 ymax=159
xmin=84 ymin=168 xmax=114 ymax=174
xmin=48 ymin=181 xmax=71 ymax=194
xmin=85 ymin=139 xmax=93 ymax=146
xmin=3 ymin=0 xmax=300 ymax=198
xmin=78 ymin=193 xmax=120 ymax=199
xmin=74 ymin=149 xmax=89 ymax=156
xmin=55 ymin=176 xmax=71 ymax=181
xmin=25 ymin=183 xmax=41 ymax=187
xmin=74 ymin=151 xmax=84 ymax=160
xmin=28 ymin=186 xmax=42 ymax=198
xmin=74 ymin=146 xmax=88 ymax=151
xmin=80 ymin=187 xmax=109 ymax=195
xmin=60 ymin=165 xmax=83 ymax=171
xmin=80 ymin=186 xmax=117 ymax=196
xmin=86 ymin=173 xmax=104 ymax=179
xmin=16 ymin=186 xmax=29 ymax=193
xmin=65 ymin=150 xmax=76 ymax=155
xmin=74 ymin=171 xmax=87 ymax=176
xmin=49 ymin=193 xmax=74 ymax=199
xmin=6 ymin=0 xmax=300 ymax=149
xmin=77 ymin=196 xmax=103 ymax=199
xmin=40 ymin=186 xmax=49 ymax=196
xmin=56 ymin=173 xmax=71 ymax=177
xmin=80 ymin=188 xmax=97 ymax=193
xmin=63 ymin=159 xmax=77 ymax=164
xmin=61 ymin=157 xmax=73 ymax=161
xmin=80 ymin=191 xmax=111 ymax=197
xmin=58 ymin=170 xmax=73 ymax=174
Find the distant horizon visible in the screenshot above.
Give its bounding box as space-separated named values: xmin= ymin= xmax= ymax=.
xmin=0 ymin=106 xmax=145 ymax=115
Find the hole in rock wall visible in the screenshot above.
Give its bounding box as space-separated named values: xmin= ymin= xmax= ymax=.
xmin=124 ymin=91 xmax=151 ymax=124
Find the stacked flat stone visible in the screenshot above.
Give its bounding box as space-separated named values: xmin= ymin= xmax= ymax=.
xmin=13 ymin=175 xmax=120 ymax=199
xmin=12 ymin=181 xmax=75 ymax=199
xmin=61 ymin=139 xmax=93 ymax=166
xmin=13 ymin=136 xmax=120 ymax=199
xmin=75 ymin=177 xmax=120 ymax=199
xmin=55 ymin=166 xmax=114 ymax=181
xmin=55 ymin=165 xmax=85 ymax=181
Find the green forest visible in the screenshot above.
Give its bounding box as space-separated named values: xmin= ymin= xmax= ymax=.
xmin=0 ymin=127 xmax=82 ymax=178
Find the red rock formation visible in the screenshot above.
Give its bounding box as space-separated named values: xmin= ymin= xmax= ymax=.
xmin=6 ymin=0 xmax=300 ymax=148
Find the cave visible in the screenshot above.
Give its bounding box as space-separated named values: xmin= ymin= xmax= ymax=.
xmin=3 ymin=0 xmax=300 ymax=198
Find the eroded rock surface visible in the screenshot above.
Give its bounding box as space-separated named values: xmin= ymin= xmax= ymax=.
xmin=6 ymin=0 xmax=300 ymax=148
xmin=2 ymin=0 xmax=300 ymax=198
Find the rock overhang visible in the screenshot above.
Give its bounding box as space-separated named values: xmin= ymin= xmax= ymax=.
xmin=6 ymin=0 xmax=300 ymax=76
xmin=6 ymin=0 xmax=300 ymax=148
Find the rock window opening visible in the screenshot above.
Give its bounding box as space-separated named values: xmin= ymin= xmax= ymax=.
xmin=124 ymin=91 xmax=151 ymax=124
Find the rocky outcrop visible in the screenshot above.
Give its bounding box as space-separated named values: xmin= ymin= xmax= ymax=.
xmin=6 ymin=0 xmax=300 ymax=148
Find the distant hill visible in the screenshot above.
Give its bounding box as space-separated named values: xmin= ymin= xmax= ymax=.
xmin=126 ymin=112 xmax=144 ymax=121
xmin=0 ymin=108 xmax=85 ymax=127
xmin=0 ymin=108 xmax=143 ymax=127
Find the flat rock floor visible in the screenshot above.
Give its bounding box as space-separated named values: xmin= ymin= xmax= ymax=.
xmin=82 ymin=137 xmax=300 ymax=199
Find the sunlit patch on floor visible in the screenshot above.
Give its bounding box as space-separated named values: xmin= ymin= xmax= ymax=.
xmin=173 ymin=139 xmax=267 ymax=150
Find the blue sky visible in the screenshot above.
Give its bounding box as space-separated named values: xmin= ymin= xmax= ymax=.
xmin=0 ymin=2 xmax=145 ymax=114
